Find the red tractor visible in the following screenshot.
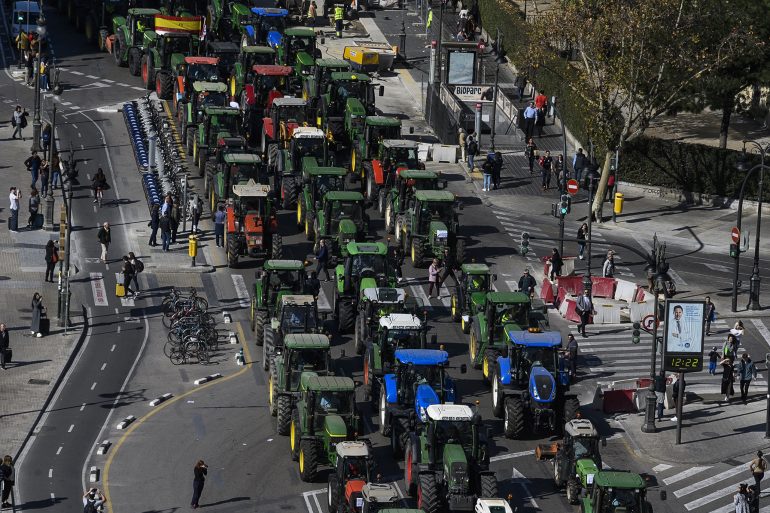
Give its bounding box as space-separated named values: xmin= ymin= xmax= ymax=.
xmin=239 ymin=64 xmax=294 ymax=147
xmin=327 ymin=441 xmax=401 ymax=513
xmin=225 ymin=179 xmax=282 ymax=267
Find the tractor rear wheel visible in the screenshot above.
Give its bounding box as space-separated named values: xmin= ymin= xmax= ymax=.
xmin=417 ymin=473 xmax=440 ymax=513
xmin=305 ymin=212 xmax=315 ymax=241
xmin=454 ymin=237 xmax=466 ymax=265
xmin=491 ymin=370 xmax=505 ymax=418
xmin=469 ymin=325 xmax=481 ymax=368
xmin=480 ymin=474 xmax=498 ymax=499
xmin=186 ymin=128 xmax=196 ymax=155
xmin=566 ymin=478 xmax=581 ymax=504
xmin=337 ymin=299 xmax=355 ymax=334
xmin=263 ymin=326 xmax=274 ymax=371
xmin=404 ymin=441 xmax=417 ymax=495
xmin=290 ymin=410 xmax=300 ymax=461
xmin=503 ymin=396 xmax=526 ymax=439
xmin=281 ymin=176 xmax=297 ymax=210
xmin=141 ymin=54 xmax=154 ymax=90
xmin=482 ymin=350 xmax=498 ymax=384
xmin=254 ymin=312 xmax=266 ymax=346
xmin=156 ymin=73 xmax=173 ymax=100
xmin=128 ymin=48 xmax=141 ymax=76
xmin=250 ymin=297 xmax=257 ymax=332
xmin=327 ymin=475 xmax=340 ymax=513
xmin=364 ymin=163 xmax=376 ymax=199
xmin=450 ymin=293 xmax=460 ymax=322
xmin=271 ymin=233 xmax=283 ymax=260
xmin=268 ymin=372 xmax=278 ymax=416
xmin=410 ymin=238 xmax=425 ymax=267
xmin=113 ymin=40 xmax=124 ymax=67
xmin=299 ymin=440 xmax=319 ymax=482
xmin=227 ymin=232 xmax=239 ymax=268
xmin=378 ymin=388 xmax=390 ymax=436
xmin=384 ymin=201 xmax=394 ymax=234
xmin=363 ymin=349 xmax=378 ymax=402
xmin=276 ymin=395 xmax=292 ymax=435
xmin=354 ymin=316 xmax=366 ymax=355
xmin=377 ymin=188 xmax=387 ymax=217
xmin=562 ymin=396 xmax=580 ymax=427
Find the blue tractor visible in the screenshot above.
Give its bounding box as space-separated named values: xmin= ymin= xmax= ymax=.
xmin=377 ymin=349 xmax=465 ymax=455
xmin=241 ymin=7 xmax=288 ymax=48
xmin=490 ymin=330 xmax=578 ymax=439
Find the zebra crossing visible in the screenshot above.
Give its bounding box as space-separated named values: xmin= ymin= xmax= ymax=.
xmin=654 ymin=462 xmax=770 ymax=513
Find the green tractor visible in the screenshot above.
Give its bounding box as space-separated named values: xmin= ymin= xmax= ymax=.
xmin=334 ymin=242 xmax=397 ymax=333
xmin=361 ymin=139 xmax=421 ymax=202
xmin=202 ymin=40 xmax=240 ymax=84
xmin=289 ymin=375 xmax=361 ymax=482
xmin=467 ymin=291 xmax=550 ymax=380
xmin=263 ymin=294 xmax=322 ymax=372
xmin=206 ymin=152 xmax=265 ymax=213
xmin=450 ymin=263 xmax=496 ymax=334
xmin=228 ymin=45 xmax=276 ymax=99
xmin=353 ymin=287 xmax=424 ymax=356
xmin=179 ymin=81 xmax=228 ymax=152
xmin=320 ymin=72 xmax=382 ymax=155
xmin=206 ymin=0 xmax=249 ymax=42
xmin=313 ymin=191 xmax=370 ymax=258
xmin=297 ymin=162 xmax=347 ymax=240
xmin=403 ymin=404 xmax=497 ymax=513
xmin=536 ymin=418 xmax=604 ymax=504
xmin=269 ymin=333 xmax=331 ymax=435
xmin=581 ymin=472 xmax=656 ymax=513
xmin=276 ymin=26 xmax=319 ymax=71
xmin=380 ymin=169 xmax=445 ymax=234
xmin=172 ymin=57 xmax=222 ymax=114
xmin=109 ymin=8 xmax=159 ymax=74
xmin=277 ymin=126 xmax=327 ymax=210
xmin=395 ymin=190 xmax=465 ymax=269
xmin=191 ymin=106 xmax=242 ymax=175
xmin=140 ymin=17 xmax=203 ymax=99
xmin=249 ymin=259 xmax=307 ymax=345
xmin=302 ymin=57 xmax=351 ymax=104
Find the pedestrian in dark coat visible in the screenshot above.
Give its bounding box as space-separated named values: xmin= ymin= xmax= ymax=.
xmin=549 ymin=248 xmax=563 ymax=281
xmin=191 ymin=460 xmax=208 ymax=508
xmin=44 ymin=240 xmax=57 ymax=282
xmin=525 ymin=138 xmax=537 ymax=174
xmin=0 ymin=455 xmax=14 ymax=507
xmin=25 ymin=151 xmax=41 ymax=189
xmin=566 ymin=333 xmax=578 ymax=378
xmin=492 ymin=151 xmax=503 ymax=189
xmin=159 ymin=214 xmax=172 ymax=252
xmin=577 ymin=223 xmax=588 ymax=260
xmin=30 ymin=292 xmax=43 ymax=337
xmin=654 ymin=371 xmax=666 ymax=421
xmin=315 ymin=239 xmax=330 ymax=281
xmin=518 ymin=269 xmax=536 ymax=296
xmin=671 ymin=374 xmax=685 ymax=417
xmin=148 ymin=204 xmax=160 ymax=247
xmin=0 ymin=323 xmax=9 ymax=370
xmin=576 ymin=289 xmax=593 ymax=337
xmin=747 ymin=484 xmax=760 ymax=513
xmin=39 ymin=160 xmax=49 ymax=197
xmin=720 ymin=358 xmax=735 ymax=402
xmin=536 ymin=106 xmax=546 ymax=137
xmin=540 ymin=151 xmax=553 ymax=190
xmin=121 ymin=256 xmax=135 ymax=296
xmin=27 ymin=188 xmax=40 ymax=228
xmin=214 ymin=205 xmax=226 ymax=247
xmin=737 ymin=353 xmax=757 ymax=404
xmin=170 ymin=204 xmax=179 ymax=243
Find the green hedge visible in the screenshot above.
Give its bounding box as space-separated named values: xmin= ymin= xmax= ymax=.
xmin=620 ymin=136 xmax=770 ymax=200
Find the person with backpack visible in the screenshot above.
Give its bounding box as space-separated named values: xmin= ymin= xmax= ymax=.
xmin=121 ymin=255 xmax=135 ymax=297
xmin=82 ymin=488 xmax=105 ymax=513
xmin=737 ymin=353 xmax=758 ymax=404
xmin=466 ymin=134 xmax=479 ymax=171
xmin=128 ymin=252 xmax=144 ymax=296
xmin=708 ymin=346 xmax=720 ymax=375
xmin=573 ymin=147 xmax=587 ymax=185
xmin=1 ymin=455 xmax=15 ymax=507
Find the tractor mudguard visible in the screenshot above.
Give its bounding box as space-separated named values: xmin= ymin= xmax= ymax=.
xmin=335 ymin=264 xmax=345 ymax=292
xmin=497 ymin=356 xmax=512 ymax=385
xmin=267 ymin=30 xmax=282 ymax=48
xmin=226 ymin=206 xmax=237 ymax=232
xmin=245 ymin=24 xmax=256 ymax=39
xmin=384 ymin=374 xmax=398 ymax=403
xmin=245 ymin=83 xmax=256 ymax=105
xmin=529 ymin=366 xmax=557 ymax=403
xmin=175 ymin=75 xmax=185 ymax=101
xmin=371 ymin=159 xmax=384 ymax=185
xmin=414 ymin=383 xmax=439 ymax=421
xmin=575 ymin=459 xmax=599 ymax=488
xmin=263 ymin=117 xmax=275 ymax=139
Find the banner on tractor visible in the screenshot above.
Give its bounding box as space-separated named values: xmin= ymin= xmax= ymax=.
xmin=154 ymin=15 xmax=203 ymax=36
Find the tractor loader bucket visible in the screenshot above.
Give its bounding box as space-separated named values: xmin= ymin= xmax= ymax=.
xmin=535 ymin=442 xmax=560 ymax=460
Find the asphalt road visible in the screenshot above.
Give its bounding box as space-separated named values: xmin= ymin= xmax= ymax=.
xmin=9 ymin=4 xmax=770 ymax=513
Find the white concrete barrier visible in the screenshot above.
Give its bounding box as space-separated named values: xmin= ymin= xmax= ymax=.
xmin=629 ymin=301 xmax=655 ymax=323
xmin=594 ymin=303 xmax=622 ymax=324
xmin=614 ymin=279 xmax=638 ymax=303
xmin=431 ymin=144 xmax=458 ymax=163
xmin=418 ymin=143 xmax=432 ymax=162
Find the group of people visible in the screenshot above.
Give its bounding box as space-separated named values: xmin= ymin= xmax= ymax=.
xmin=120 ymin=252 xmax=145 ymax=298
xmin=709 ymin=320 xmax=756 ymax=404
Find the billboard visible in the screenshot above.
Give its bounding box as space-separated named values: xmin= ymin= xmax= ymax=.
xmin=447 ymin=51 xmax=475 ymax=85
xmin=663 ymin=300 xmax=705 ymax=373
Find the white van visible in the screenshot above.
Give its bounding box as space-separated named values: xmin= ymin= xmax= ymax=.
xmin=11 ymin=1 xmax=42 ymax=39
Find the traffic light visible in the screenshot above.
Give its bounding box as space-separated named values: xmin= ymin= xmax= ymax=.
xmin=559 ymin=194 xmax=571 ymax=216
xmin=551 ymin=203 xmax=559 ymax=218
xmin=520 ymin=232 xmax=530 ymax=255
xmin=730 ymin=243 xmax=739 ymax=258
xmin=632 ymin=322 xmax=641 ymax=344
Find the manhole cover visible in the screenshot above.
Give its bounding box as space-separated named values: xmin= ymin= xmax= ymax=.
xmin=29 ymin=379 xmax=51 ymax=385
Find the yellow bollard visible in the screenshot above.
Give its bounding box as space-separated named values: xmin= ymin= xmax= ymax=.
xmin=614 ymin=192 xmax=624 ymax=215
xmin=188 ymin=234 xmax=198 ymax=266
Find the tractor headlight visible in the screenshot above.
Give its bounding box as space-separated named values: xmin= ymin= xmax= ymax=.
xmin=436 ymin=230 xmax=448 ymax=239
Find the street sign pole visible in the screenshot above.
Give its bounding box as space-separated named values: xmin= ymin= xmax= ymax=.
xmin=676 ymin=371 xmax=684 ymax=444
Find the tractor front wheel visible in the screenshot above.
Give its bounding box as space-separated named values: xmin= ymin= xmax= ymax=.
xmin=450 ymin=293 xmax=460 ymax=322
xmin=482 ymin=350 xmax=498 ymax=384
xmin=113 ymin=40 xmax=124 ymax=67
xmin=299 ymin=440 xmax=319 ymax=482
xmin=226 ymin=233 xmax=239 ymax=268
xmin=378 ymin=388 xmax=390 ymax=436
xmin=305 ymin=212 xmax=315 ymax=241
xmin=128 ymin=48 xmax=141 ymax=76
xmin=417 ymin=473 xmax=440 ymax=513
xmin=566 ymin=478 xmax=581 ymax=504
xmin=263 ymin=326 xmax=274 ymax=371
xmin=268 ymin=372 xmax=278 ymax=416
xmin=454 ymin=237 xmax=466 ymax=265
xmin=271 ymin=233 xmax=283 ymax=260
xmin=503 ymin=396 xmax=525 ymax=439
xmin=141 ymin=54 xmax=154 ymax=90
xmin=276 ymin=395 xmax=292 ymax=435
xmin=480 ymin=474 xmax=498 ymax=500
xmin=337 ymin=299 xmax=355 ymax=334
xmin=327 ymin=475 xmax=340 ymax=512
xmin=290 ymin=410 xmax=300 ymax=460
xmin=410 ymin=239 xmax=425 ymax=267
xmin=281 ymin=176 xmax=297 ymax=210
xmin=384 ymin=200 xmax=394 ymax=234
xmin=156 ymin=73 xmax=173 ymax=100
xmin=404 ymin=441 xmax=417 ymax=495
xmin=491 ymin=370 xmax=505 ymax=418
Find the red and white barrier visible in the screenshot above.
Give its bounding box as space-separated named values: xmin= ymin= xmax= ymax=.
xmin=614 ymin=279 xmax=638 ymax=303
xmin=540 ymin=279 xmax=555 ymax=304
xmin=556 ymin=275 xmax=583 ymax=296
xmin=594 ymin=302 xmax=621 ymax=324
xmin=591 ymin=276 xmax=617 ymax=298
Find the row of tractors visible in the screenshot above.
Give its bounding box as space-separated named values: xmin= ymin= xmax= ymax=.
xmin=57 ymin=0 xmax=659 ymax=509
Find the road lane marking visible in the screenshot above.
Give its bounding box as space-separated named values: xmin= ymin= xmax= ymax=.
xmin=56 ymin=446 xmax=62 ymax=455
xmin=662 ymin=466 xmax=710 ymax=485
xmin=110 ymin=344 xmax=116 ymax=352
xmin=68 ymin=424 xmax=74 ymax=432
xmin=674 ymin=465 xmax=744 ymax=497
xmin=231 ymin=274 xmax=250 ymax=308
xmin=70 ymin=71 xmax=84 ymax=75
xmin=48 ymin=468 xmax=52 ymax=478
xmin=90 ymin=272 xmax=108 ymax=307
xmin=50 ymin=493 xmax=54 ymax=502
xmin=751 ymin=319 xmax=770 ymax=348
xmin=512 ymin=467 xmax=538 ymax=509
xmin=100 ymin=363 xmax=106 ymax=371
xmin=86 ymin=75 xmax=98 ymax=79
xmin=102 ymin=79 xmax=115 ymax=83
xmin=131 ymin=86 xmax=145 ymax=91
xmin=490 ymin=449 xmax=535 ymax=462
xmin=91 ymin=382 xmax=97 ymax=390
xmin=317 ymin=288 xmax=331 ymax=312
xmin=684 ymin=480 xmax=745 ymax=510
xmin=80 ymin=403 xmax=86 ymax=411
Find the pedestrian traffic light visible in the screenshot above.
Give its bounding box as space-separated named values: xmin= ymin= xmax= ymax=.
xmin=730 ymin=243 xmax=739 ymax=258
xmin=520 ymin=232 xmax=530 ymax=255
xmin=632 ymin=322 xmax=641 ymax=344
xmin=559 ymin=194 xmax=571 ymax=216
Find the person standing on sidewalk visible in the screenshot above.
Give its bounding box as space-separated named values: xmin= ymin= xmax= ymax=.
xmin=749 ymin=451 xmax=767 ymax=492
xmin=128 ymin=252 xmax=143 ymax=296
xmin=189 ymin=193 xmax=203 ymax=234
xmin=30 ymin=292 xmax=44 ymax=338
xmin=515 ymin=73 xmax=527 ymax=100
xmin=708 ymin=346 xmax=720 ymax=375
xmin=654 ymin=371 xmax=667 ymax=421
xmin=8 ymin=187 xmax=20 ymax=232
xmin=25 ymin=151 xmax=41 ymax=189
xmin=576 ymin=289 xmax=593 ymax=338
xmin=481 ymin=154 xmax=493 ymax=192
xmin=159 ymin=214 xmax=172 ymax=252
xmin=549 ymin=248 xmax=563 ymax=281
xmin=39 ymin=160 xmax=49 ymax=198
xmin=148 ymin=204 xmax=160 ymax=247
xmin=306 ymin=0 xmax=316 ymax=26
xmin=11 ymin=106 xmax=26 ymax=141
xmin=577 ymin=223 xmax=588 ymax=260
xmin=458 ymin=128 xmax=467 ymax=162
xmin=314 ymin=239 xmax=330 ymax=281
xmin=747 ymin=484 xmax=760 ymax=513
xmin=466 ymin=134 xmax=478 ymax=171
xmin=573 ymin=148 xmax=587 ymax=186
xmin=705 ymin=296 xmax=716 ymax=335
xmin=492 ymin=151 xmax=503 ymax=190
xmin=27 ymin=188 xmax=40 ymax=228
xmin=0 ymin=455 xmax=14 ymax=507
xmin=523 ymin=102 xmax=537 ymax=140
xmin=566 ymin=334 xmax=578 ymax=379
xmin=525 ymin=138 xmax=537 ymax=174
xmin=721 ymin=357 xmax=735 ymax=402
xmin=191 ymin=460 xmax=208 ymax=509
xmin=0 ymin=323 xmax=9 ymax=370
xmin=44 ymin=240 xmax=58 ymax=283
xmin=97 ymin=222 xmax=111 ymax=263
xmin=671 ymin=374 xmax=685 ymax=421
xmin=214 ymin=204 xmax=226 ymax=247
xmin=737 ymin=353 xmax=757 ymax=404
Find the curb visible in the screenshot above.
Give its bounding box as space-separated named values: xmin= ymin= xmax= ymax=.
xmin=148 ymin=393 xmax=173 ymax=406
xmin=193 ymin=373 xmax=223 ymax=386
xmin=116 ymin=415 xmax=136 ymax=430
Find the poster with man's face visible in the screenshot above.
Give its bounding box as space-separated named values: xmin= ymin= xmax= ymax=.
xmin=664 ymin=301 xmax=705 ymax=354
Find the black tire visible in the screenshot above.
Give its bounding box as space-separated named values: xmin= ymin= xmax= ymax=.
xmin=480 ymin=473 xmax=498 ymax=499
xmin=491 ymin=370 xmax=505 ymax=418
xmin=384 ymin=200 xmax=395 ymax=234
xmin=354 ymin=315 xmax=366 ymax=355
xmin=391 ymin=426 xmax=404 ymax=458
xmin=410 ymin=238 xmax=426 ymax=268
xmin=378 ymin=388 xmax=390 ymax=436
xmin=566 ymin=478 xmax=581 ymax=505
xmin=204 ymin=159 xmax=216 ymax=188
xmin=141 ymin=54 xmax=154 ymax=90
xmin=377 ymin=188 xmax=387 ymax=217
xmin=563 ymin=396 xmax=580 ymax=426
xmin=157 ymin=73 xmax=173 ymax=100
xmin=128 ymin=48 xmax=141 ymax=76
xmin=113 ymin=40 xmax=124 ymax=67
xmin=186 ymin=128 xmax=196 ymax=155
xmin=227 ymin=232 xmax=239 ymax=268
xmin=263 ymin=326 xmax=274 ymax=371
xmin=450 ymin=293 xmax=460 ymax=322
xmin=254 ymin=311 xmax=266 ymax=345
xmin=404 ymin=440 xmax=417 ymax=496
xmin=455 ymin=237 xmax=466 ymax=265
xmin=337 ymin=299 xmax=355 ymax=333
xmin=269 ymin=371 xmax=278 ymax=416
xmin=482 ymin=350 xmax=498 ymax=385
xmin=417 ymin=473 xmax=441 ymax=513
xmin=364 ymin=163 xmax=376 ymax=199
xmin=271 ymin=233 xmax=283 ymax=259
xmin=299 ymin=439 xmax=319 ymax=482
xmin=503 ymin=396 xmax=525 ymax=439
xmin=281 ymin=176 xmax=298 ymax=210
xmin=327 ymin=474 xmax=340 ymax=513
xmin=305 ymin=212 xmax=315 ymax=241
xmin=276 ymin=395 xmax=292 ymax=435
xmin=290 ymin=410 xmax=300 ymax=461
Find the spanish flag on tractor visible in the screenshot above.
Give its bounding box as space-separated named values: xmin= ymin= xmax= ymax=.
xmin=153 ymin=15 xmax=203 ymax=36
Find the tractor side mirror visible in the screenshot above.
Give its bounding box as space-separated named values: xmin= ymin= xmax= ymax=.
xmin=339 ymin=349 xmax=346 ymax=358
xmin=430 ymin=334 xmax=437 ymax=345
xmin=409 ymin=126 xmax=414 ymax=134
xmin=460 ymin=364 xmax=467 ymax=374
xmin=378 ymin=85 xmax=384 ymax=96
xmin=320 ymin=37 xmax=326 ymax=44
xmin=660 ymin=491 xmax=667 ymax=501
xmin=601 ymin=437 xmax=607 ymax=447
xmin=440 ymin=179 xmax=448 ymax=189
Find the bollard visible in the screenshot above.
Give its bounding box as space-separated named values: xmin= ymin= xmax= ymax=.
xmin=188 ymin=234 xmax=198 ymax=267
xmin=613 ymin=192 xmax=624 ymax=215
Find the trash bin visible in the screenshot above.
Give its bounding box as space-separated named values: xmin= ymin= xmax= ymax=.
xmin=614 ymin=192 xmax=624 ymax=214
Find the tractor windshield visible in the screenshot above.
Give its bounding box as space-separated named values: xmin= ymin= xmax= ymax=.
xmin=162 ymin=35 xmax=193 ymax=57
xmin=240 ymin=197 xmax=266 ymax=215
xmin=350 ymin=254 xmax=386 ymax=277
xmin=230 ymin=164 xmax=266 ymax=185
xmin=496 ymin=303 xmax=528 ymax=326
xmin=260 ymin=16 xmax=285 ymax=35
xmin=331 ymin=201 xmax=363 ymax=227
xmin=418 ymin=201 xmax=454 ymax=232
xmin=289 ymin=349 xmax=327 ymax=388
xmin=208 ymin=114 xmax=241 ymax=139
xmin=388 ymin=146 xmax=419 ymax=167
xmin=281 ymin=305 xmax=317 ymax=332
xmin=520 ymin=346 xmax=558 ymax=373
xmin=188 ymin=64 xmax=219 ymax=82
xmin=292 ymin=136 xmax=325 ymax=159
xmin=335 ymin=80 xmax=368 ymax=102
xmin=367 ymin=124 xmax=401 ymax=143
xmin=314 ymin=175 xmax=343 ymax=198
xmin=386 ymin=329 xmax=422 ymax=350
xmin=315 ymin=391 xmax=352 ymax=414
xmin=573 ymin=437 xmax=599 ymax=459
xmin=467 ymin=274 xmax=489 ymax=293
xmin=199 ymin=92 xmax=227 ymax=108
xmin=247 ymin=51 xmax=275 ymax=68
xmin=289 ymin=36 xmax=313 ymax=55
xmin=277 ymin=104 xmax=308 ymax=123
xmin=434 ymin=420 xmax=474 ymax=449
xmin=601 ymin=488 xmax=642 ymax=512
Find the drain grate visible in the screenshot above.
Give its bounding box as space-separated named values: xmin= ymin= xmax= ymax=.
xmin=28 ymin=378 xmax=51 ymax=385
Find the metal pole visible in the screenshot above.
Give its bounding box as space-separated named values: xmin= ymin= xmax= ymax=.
xmin=675 ymin=372 xmax=684 ymax=444
xmin=765 ymin=352 xmax=770 ymax=438
xmin=582 ymin=178 xmax=595 ymax=294
xmin=31 ymin=51 xmax=42 ymax=153
xmin=749 ymin=153 xmax=765 ymax=310
xmin=63 ymin=187 xmax=72 ymax=331
xmin=44 ymin=104 xmax=57 ymax=231
xmin=611 ymin=149 xmax=619 ymax=223
xmin=182 ymin=176 xmax=188 ymax=233
xmin=489 ymin=30 xmax=500 ymax=152
xmin=732 ymin=168 xmax=757 ymax=312
xmin=642 ymin=286 xmax=660 ymax=434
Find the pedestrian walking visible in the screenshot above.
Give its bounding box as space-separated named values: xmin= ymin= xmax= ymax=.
xmin=24 ymin=52 xmax=34 ymax=85
xmin=708 ymin=346 xmax=720 ymax=375
xmin=42 ymin=123 xmax=51 ymax=157
xmin=438 ymin=248 xmax=459 ymax=290
xmin=0 ymin=323 xmax=9 ymax=370
xmin=737 ymin=353 xmax=757 ymax=404
xmin=83 ymin=488 xmax=105 ymax=513
xmin=39 ymin=160 xmax=49 ymax=197
xmin=159 ymin=214 xmax=172 ymax=252
xmin=8 ymin=187 xmax=20 ymax=232
xmin=306 ymin=0 xmax=316 ymax=26
xmin=534 ymin=90 xmax=547 ymax=110
xmin=602 ymin=252 xmax=615 ymax=278
xmin=671 ymin=374 xmax=685 ymax=421
xmin=334 ymin=3 xmax=344 ymax=38
xmin=654 ymin=371 xmax=667 ymax=421
xmin=97 ymin=222 xmax=111 ymax=263
xmin=721 ymin=357 xmax=735 ymax=402
xmin=549 ymin=248 xmax=563 ymax=281
xmin=525 ymin=138 xmax=537 ymax=174
xmin=566 ymin=333 xmax=578 ymax=378
xmin=1 ymin=455 xmax=14 ymax=508
xmin=731 ymin=320 xmax=746 ymax=347
xmin=734 ymin=483 xmax=750 ymax=513
xmin=514 ymin=73 xmax=527 ymax=100
xmin=427 ymin=258 xmax=441 ymax=298
xmin=458 ymin=128 xmax=467 ymax=161
xmin=576 ymin=288 xmax=593 ymax=337
xmin=747 ymin=484 xmax=760 ymax=513
xmin=10 ymin=105 xmax=27 ymax=141
xmin=724 ymin=333 xmax=740 ymax=362
xmin=705 ymin=296 xmax=717 ymax=335
xmin=540 ymin=150 xmax=553 ymax=190
xmin=390 ymin=244 xmax=404 ymax=282
xmin=315 ymin=239 xmax=330 ymax=281
xmin=553 ymin=154 xmax=565 ymax=191
xmin=518 ymin=269 xmax=536 ymax=297
xmin=170 ymin=204 xmax=179 ymax=244
xmin=128 ymin=252 xmax=143 ymax=295
xmin=535 ymin=104 xmax=546 ymax=137
xmin=50 ymin=153 xmax=61 ymax=190
xmin=573 ymin=148 xmax=587 ymax=185
xmin=161 ymin=194 xmax=173 ymax=217
xmin=492 ymin=151 xmax=503 ymax=189
xmin=25 ymin=151 xmax=42 ymax=188
xmin=121 ymin=256 xmax=135 ymax=297
xmin=44 ymin=240 xmax=58 ymax=282
xmin=523 ymin=102 xmax=537 ymax=140
xmin=189 ymin=193 xmax=203 ymax=233
xmin=191 ymin=460 xmax=208 ymax=509
xmin=481 ymin=154 xmax=493 ymax=192
xmin=30 ymin=292 xmax=44 ymax=338
xmin=466 ymin=134 xmax=478 ymax=170
xmin=577 ymin=223 xmax=588 ymax=260
xmin=749 ymin=451 xmax=767 ymax=492
xmin=148 ymin=204 xmax=160 ymax=247
xmin=27 ymin=188 xmax=40 ymax=228
xmin=213 ymin=204 xmax=226 ymax=247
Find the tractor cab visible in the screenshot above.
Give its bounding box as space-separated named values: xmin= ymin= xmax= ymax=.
xmin=279 ymin=333 xmax=331 ymax=390
xmin=326 ymin=72 xmax=378 ymax=116
xmin=224 ymin=153 xmax=267 ymax=185
xmin=151 ymin=31 xmax=198 ymax=68
xmin=279 ymin=26 xmax=318 ymax=70
xmin=304 ymin=165 xmax=346 ymax=207
xmin=351 ymin=116 xmax=402 ymax=172
xmin=303 ymin=58 xmax=351 ymax=102
xmin=288 ymin=127 xmax=326 ymax=172
xmin=423 ymin=404 xmax=481 ymax=464
xmin=261 ymin=260 xmax=307 ymax=296
xmin=412 ymin=190 xmax=457 ymax=237
xmin=584 ymin=472 xmax=652 ymax=513
xmin=229 ymin=45 xmax=276 ymax=99
xmin=200 ymin=106 xmax=242 ymax=146
xmin=124 ymin=8 xmax=159 ymax=43
xmin=561 ymin=419 xmax=602 ymax=474
xmin=375 ymin=311 xmax=427 ymax=360
xmin=180 ymin=56 xmax=220 ymax=84
xmin=392 ymin=169 xmax=442 ymax=203
xmin=505 ymin=330 xmax=561 ymax=384
xmin=342 ymin=242 xmax=392 ymax=287
xmin=317 ymin=191 xmax=368 ymax=255
xmin=180 ymin=81 xmax=228 ymax=138
xmin=203 ymin=40 xmax=240 ymax=81
xmin=380 ymin=140 xmax=420 ymax=172
xmin=243 ymin=64 xmax=294 ymax=112
xmin=245 ymin=7 xmax=288 ymax=47
xmin=265 ymin=97 xmax=310 ymax=150
xmin=329 ymin=442 xmax=394 ymax=513
xmin=485 ymin=293 xmax=532 ymax=346
xmin=390 ymin=349 xmax=456 ymax=421
xmin=226 ymin=180 xmax=276 ymax=263
xmin=273 ymin=295 xmax=321 ymax=350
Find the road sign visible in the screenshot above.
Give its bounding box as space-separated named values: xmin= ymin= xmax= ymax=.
xmin=566 ymin=179 xmax=579 ymax=196
xmin=731 ymin=226 xmax=741 ymax=244
xmin=641 ymin=314 xmax=656 ymax=333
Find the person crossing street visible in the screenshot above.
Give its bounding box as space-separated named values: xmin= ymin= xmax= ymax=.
xmin=576 ymin=288 xmax=593 ymax=337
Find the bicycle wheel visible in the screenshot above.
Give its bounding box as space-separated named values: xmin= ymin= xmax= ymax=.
xmin=169 ymin=348 xmax=186 ymax=365
xmin=163 ymin=340 xmax=179 ymax=358
xmin=196 ymin=345 xmax=210 ymax=365
xmin=194 ymin=297 xmax=209 ymax=311
xmin=200 ymin=326 xmax=219 ymax=351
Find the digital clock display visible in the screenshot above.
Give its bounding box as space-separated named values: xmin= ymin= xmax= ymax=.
xmin=664 ymin=353 xmax=703 ymax=372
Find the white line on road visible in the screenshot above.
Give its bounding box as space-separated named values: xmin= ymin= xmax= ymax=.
xmin=490 ymin=449 xmax=534 ymax=462
xmin=116 ymin=325 xmax=121 ymax=333
xmin=751 ymin=319 xmax=770 ymax=348
xmin=56 ymin=446 xmax=62 ymax=455
xmin=102 ymin=79 xmax=115 ymax=83
xmin=50 ymin=493 xmax=55 ymax=502
xmin=667 ymin=268 xmax=687 ymax=287
xmin=231 ymin=274 xmax=250 ymax=308
xmin=117 ymin=82 xmax=131 ymax=87
xmin=70 ymin=70 xmax=84 ymax=75
xmin=131 ymin=86 xmax=145 ymax=91
xmin=684 ymin=479 xmax=745 ymax=510
xmin=68 ymin=424 xmax=74 ymax=432
xmin=674 ymin=465 xmax=744 ymax=497
xmin=91 ymin=382 xmax=97 ymax=390
xmin=48 ymin=468 xmax=52 ymax=478
xmin=110 ymin=344 xmax=116 ymax=352
xmin=512 ymin=467 xmax=539 ymax=509
xmin=77 ymin=132 xmax=82 ymax=138
xmin=80 ymin=403 xmax=86 ymax=411
xmin=662 ymin=466 xmax=709 ymax=485
xmin=100 ymin=363 xmax=106 ymax=371
xmin=317 ymin=288 xmax=331 ymax=312
xmin=86 ymin=75 xmax=98 ymax=79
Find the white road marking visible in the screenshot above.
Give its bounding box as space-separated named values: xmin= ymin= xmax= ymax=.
xmin=48 ymin=468 xmax=52 ymax=478
xmin=704 ymin=262 xmax=732 ymax=273
xmin=667 ymin=268 xmax=687 ymax=286
xmin=131 ymin=86 xmax=146 ymax=91
xmin=231 ymin=274 xmax=250 ymax=308
xmin=70 ymin=70 xmax=84 ymax=75
xmin=86 ymin=74 xmax=98 ymax=79
xmin=91 ymin=382 xmax=97 ymax=390
xmin=100 ymin=363 xmax=106 ymax=371
xmin=77 ymin=132 xmax=82 ymax=138
xmin=489 ymin=449 xmax=535 ymax=462
xmin=110 ymin=344 xmax=116 ymax=352
xmin=117 ymin=82 xmax=131 ymax=87
xmin=751 ymin=319 xmax=770 ymax=348
xmin=511 ymin=467 xmax=539 ymax=509
xmin=684 ymin=480 xmax=746 ymax=510
xmin=80 ymin=403 xmax=86 ymax=411
xmin=61 ymin=101 xmax=72 ymax=106
xmin=662 ymin=466 xmax=710 ymax=485
xmin=90 ymin=272 xmax=108 ymax=306
xmin=317 ymin=288 xmax=331 ymax=312
xmin=56 ymin=446 xmax=62 ymax=455
xmin=50 ymin=493 xmax=55 ymax=502
xmin=674 ymin=465 xmax=744 ymax=497
xmin=68 ymin=424 xmax=74 ymax=432
xmin=102 ymin=79 xmax=115 ymax=83
xmin=117 ymin=325 xmax=121 ymax=333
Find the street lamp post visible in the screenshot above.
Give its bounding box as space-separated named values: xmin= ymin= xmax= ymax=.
xmin=44 ymin=104 xmax=56 ymax=231
xmin=642 ymin=235 xmax=668 ymax=433
xmin=30 ymin=17 xmax=47 ymax=154
xmin=489 ymin=30 xmax=503 ymax=152
xmin=583 ymin=175 xmax=599 ymax=294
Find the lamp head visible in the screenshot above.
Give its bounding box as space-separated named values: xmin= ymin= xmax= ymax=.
xmin=736 ymin=144 xmax=751 ymax=172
